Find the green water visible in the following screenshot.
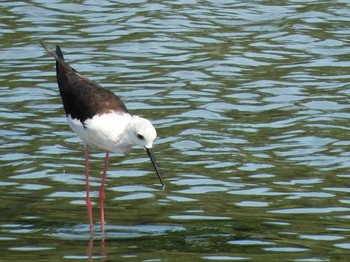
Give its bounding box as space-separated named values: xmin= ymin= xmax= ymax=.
xmin=1 ymin=1 xmax=350 ymax=261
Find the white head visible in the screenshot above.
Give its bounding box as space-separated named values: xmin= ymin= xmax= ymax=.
xmin=128 ymin=115 xmax=165 ymax=189
xmin=129 ymin=115 xmax=157 ymax=149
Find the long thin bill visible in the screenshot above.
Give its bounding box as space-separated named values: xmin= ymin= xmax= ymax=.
xmin=145 ymin=148 xmax=165 ymax=190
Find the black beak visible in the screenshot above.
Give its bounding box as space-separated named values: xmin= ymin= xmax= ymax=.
xmin=145 ymin=147 xmax=165 ymax=190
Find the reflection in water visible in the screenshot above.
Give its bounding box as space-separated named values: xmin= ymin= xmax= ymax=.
xmin=1 ymin=0 xmax=350 ymax=261
xmin=87 ymin=237 xmax=106 ymax=262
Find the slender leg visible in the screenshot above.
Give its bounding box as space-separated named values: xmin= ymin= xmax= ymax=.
xmin=87 ymin=236 xmax=94 ymax=261
xmin=85 ymin=145 xmax=94 ymax=234
xmin=99 ymin=151 xmax=110 ymax=234
xmin=101 ymin=236 xmax=107 ymax=260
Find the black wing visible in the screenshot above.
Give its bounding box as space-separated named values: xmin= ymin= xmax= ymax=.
xmin=41 ymin=42 xmax=128 ymax=124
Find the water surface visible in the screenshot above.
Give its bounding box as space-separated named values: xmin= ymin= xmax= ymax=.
xmin=1 ymin=0 xmax=350 ymax=261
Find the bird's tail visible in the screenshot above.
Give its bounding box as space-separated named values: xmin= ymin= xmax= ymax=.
xmin=40 ymin=41 xmax=73 ymax=75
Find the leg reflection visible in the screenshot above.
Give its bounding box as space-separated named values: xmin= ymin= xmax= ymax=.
xmin=87 ymin=235 xmax=94 ymax=261
xmin=86 ymin=233 xmax=107 ymax=261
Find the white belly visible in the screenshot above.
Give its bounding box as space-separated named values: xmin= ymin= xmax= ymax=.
xmin=67 ymin=112 xmax=133 ymax=154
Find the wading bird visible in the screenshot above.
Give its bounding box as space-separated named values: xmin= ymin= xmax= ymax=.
xmin=41 ymin=42 xmax=165 ymax=234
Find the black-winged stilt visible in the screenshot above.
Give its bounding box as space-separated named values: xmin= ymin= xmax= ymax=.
xmin=40 ymin=42 xmax=165 ymax=234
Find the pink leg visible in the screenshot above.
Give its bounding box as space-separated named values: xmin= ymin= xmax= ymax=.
xmin=100 ymin=151 xmax=109 ymax=234
xmin=87 ymin=236 xmax=93 ymax=261
xmin=85 ymin=145 xmax=94 ymax=234
xmin=101 ymin=236 xmax=106 ymax=259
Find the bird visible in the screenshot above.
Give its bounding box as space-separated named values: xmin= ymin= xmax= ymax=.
xmin=40 ymin=42 xmax=165 ymax=234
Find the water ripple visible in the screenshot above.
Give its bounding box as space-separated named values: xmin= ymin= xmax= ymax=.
xmin=1 ymin=0 xmax=350 ymax=261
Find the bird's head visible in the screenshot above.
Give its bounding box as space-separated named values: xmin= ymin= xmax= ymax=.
xmin=130 ymin=116 xmax=165 ymax=189
xmin=130 ymin=115 xmax=157 ymax=148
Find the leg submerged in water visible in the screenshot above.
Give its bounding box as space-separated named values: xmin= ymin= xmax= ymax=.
xmin=85 ymin=145 xmax=94 ymax=234
xmin=100 ymin=151 xmax=110 ymax=234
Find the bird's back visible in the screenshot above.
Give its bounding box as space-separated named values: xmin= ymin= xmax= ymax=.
xmin=41 ymin=42 xmax=128 ymax=124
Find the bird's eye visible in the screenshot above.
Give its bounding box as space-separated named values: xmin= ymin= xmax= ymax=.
xmin=137 ymin=134 xmax=144 ymax=140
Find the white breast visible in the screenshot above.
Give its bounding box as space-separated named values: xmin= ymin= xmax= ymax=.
xmin=67 ymin=112 xmax=134 ymax=154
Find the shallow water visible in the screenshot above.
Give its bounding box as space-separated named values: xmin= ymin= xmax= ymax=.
xmin=1 ymin=0 xmax=350 ymax=261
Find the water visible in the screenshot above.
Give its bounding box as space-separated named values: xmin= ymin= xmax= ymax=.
xmin=1 ymin=0 xmax=350 ymax=261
